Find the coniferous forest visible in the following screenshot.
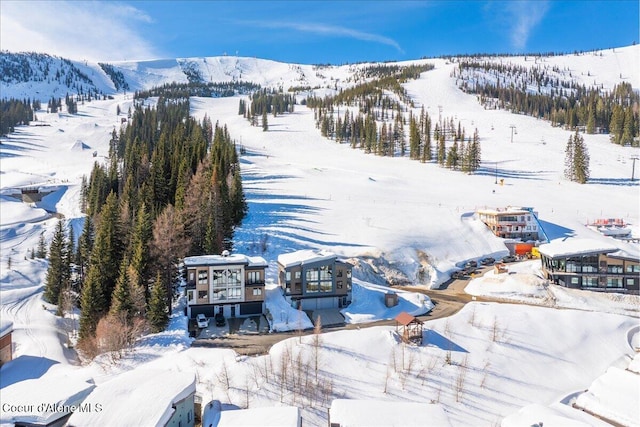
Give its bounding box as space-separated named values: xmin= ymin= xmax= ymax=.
xmin=43 ymin=96 xmax=247 ymax=356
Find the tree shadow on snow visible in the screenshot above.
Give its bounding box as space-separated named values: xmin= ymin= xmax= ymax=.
xmin=423 ymin=329 xmax=468 ymax=353
xmin=588 ymin=177 xmax=640 ymax=187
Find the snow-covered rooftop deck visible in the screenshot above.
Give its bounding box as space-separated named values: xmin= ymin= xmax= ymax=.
xmin=277 ymin=249 xmax=337 ymax=268
xmin=538 ymin=238 xmax=618 ymax=258
xmin=184 ymin=253 xmax=268 ymax=268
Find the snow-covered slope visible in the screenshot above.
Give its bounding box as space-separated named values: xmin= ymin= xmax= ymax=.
xmin=1 ymin=46 xmax=639 ymax=427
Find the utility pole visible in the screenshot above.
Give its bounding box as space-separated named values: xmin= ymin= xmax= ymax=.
xmin=632 ymin=156 xmax=639 ymax=180
xmin=509 ymin=125 xmax=517 ymax=143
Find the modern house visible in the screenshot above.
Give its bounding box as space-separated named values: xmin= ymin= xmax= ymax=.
xmin=477 ymin=206 xmax=540 ymax=240
xmin=277 ymin=250 xmax=352 ymax=311
xmin=0 ymin=320 xmax=12 ymax=366
xmin=67 ymin=369 xmax=196 ymax=427
xmin=184 ymin=251 xmax=268 ymax=319
xmin=538 ymin=238 xmax=639 ymax=294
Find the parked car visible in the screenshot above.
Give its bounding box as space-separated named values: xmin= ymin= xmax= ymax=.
xmin=196 ymin=313 xmax=209 ymax=329
xmin=464 ymin=260 xmax=478 ymax=268
xmin=501 ymin=255 xmax=517 ymax=263
xmin=451 ymin=270 xmax=465 ymax=280
xmin=215 ymin=312 xmax=226 ymax=327
xmin=463 ymin=266 xmax=477 ymax=275
xmin=480 ymin=257 xmax=495 ymax=265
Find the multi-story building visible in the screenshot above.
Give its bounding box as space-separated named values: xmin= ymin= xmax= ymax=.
xmin=538 ymin=238 xmax=639 ymax=294
xmin=184 ymin=251 xmax=267 ymax=319
xmin=477 ymin=206 xmax=540 ymax=240
xmin=277 ymin=250 xmax=352 ymax=310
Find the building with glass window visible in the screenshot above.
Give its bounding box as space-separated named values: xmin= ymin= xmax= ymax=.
xmin=184 ymin=251 xmax=268 ymax=319
xmin=277 ymin=250 xmax=352 ymax=310
xmin=477 ymin=206 xmax=540 ymax=240
xmin=538 ymin=239 xmax=639 ymax=294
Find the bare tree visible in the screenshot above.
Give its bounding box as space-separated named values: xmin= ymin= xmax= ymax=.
xmin=312 ymin=315 xmax=322 ymax=381
xmin=216 ymin=360 xmax=232 ymax=403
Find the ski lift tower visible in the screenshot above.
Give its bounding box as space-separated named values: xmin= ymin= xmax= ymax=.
xmin=509 ymin=125 xmax=517 ymax=143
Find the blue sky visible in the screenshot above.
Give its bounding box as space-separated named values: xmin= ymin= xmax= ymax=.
xmin=1 ymin=1 xmax=638 ymax=64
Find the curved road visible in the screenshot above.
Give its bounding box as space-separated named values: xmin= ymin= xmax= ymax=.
xmin=192 ymin=267 xmax=497 ymax=355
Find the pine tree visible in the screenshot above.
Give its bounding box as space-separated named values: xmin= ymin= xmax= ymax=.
xmin=76 ymin=216 xmax=94 ymax=286
xmin=572 ymin=131 xmax=590 ymax=184
xmin=44 ymin=220 xmax=69 ymax=307
xmin=564 ymin=133 xmax=575 ymax=181
xmin=78 ymin=266 xmax=104 ymax=340
xmin=37 ymin=233 xmax=47 ymax=258
xmin=148 ymin=272 xmax=169 ymax=333
xmin=110 ymin=261 xmax=134 ymax=321
xmin=262 ymin=110 xmax=268 ymax=131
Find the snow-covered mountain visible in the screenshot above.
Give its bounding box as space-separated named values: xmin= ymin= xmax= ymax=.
xmin=4 ymin=45 xmax=637 ymax=101
xmin=1 ymin=45 xmax=639 ymax=427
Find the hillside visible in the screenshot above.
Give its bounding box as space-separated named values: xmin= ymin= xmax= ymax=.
xmin=0 ymin=46 xmax=639 ymax=426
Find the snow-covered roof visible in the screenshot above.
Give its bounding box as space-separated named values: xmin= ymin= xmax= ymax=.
xmin=67 ymin=369 xmax=196 ymax=427
xmin=538 ymin=238 xmax=618 ymax=258
xmin=329 ymin=399 xmax=451 ymax=427
xmin=477 ymin=206 xmax=536 ymax=215
xmin=184 ymin=253 xmax=267 ymax=268
xmin=0 ymin=319 xmax=13 ymax=337
xmin=277 ymin=249 xmax=336 ymax=269
xmin=218 ymin=406 xmax=300 ymax=427
xmin=0 ymin=372 xmax=95 ymax=426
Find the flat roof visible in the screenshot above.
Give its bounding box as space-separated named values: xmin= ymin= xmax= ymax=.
xmin=277 ymin=249 xmax=336 ymax=268
xmin=184 ymin=254 xmax=268 ymax=268
xmin=329 ymin=399 xmax=451 ymax=427
xmin=538 ymin=238 xmax=618 ymax=258
xmin=477 ymin=206 xmax=536 ymax=215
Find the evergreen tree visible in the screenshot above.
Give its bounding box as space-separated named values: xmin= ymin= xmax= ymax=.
xmin=572 ymin=131 xmax=590 ymax=183
xmin=78 ymin=266 xmax=104 ymax=340
xmin=262 ymin=110 xmax=268 ymax=131
xmin=86 ymin=192 xmax=123 ymax=312
xmin=564 ymin=130 xmax=590 ymax=184
xmin=147 ymin=272 xmax=169 ymax=333
xmin=76 ymin=216 xmax=94 ymax=286
xmin=44 ymin=220 xmax=69 ymax=307
xmin=37 ymin=233 xmax=47 ymax=258
xmin=110 ymin=261 xmax=134 ymax=321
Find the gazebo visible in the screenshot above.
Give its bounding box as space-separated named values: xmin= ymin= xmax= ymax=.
xmin=395 ymin=311 xmax=423 ymax=345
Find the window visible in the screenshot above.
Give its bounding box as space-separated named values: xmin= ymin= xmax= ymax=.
xmin=570 ymin=277 xmax=580 ymax=286
xmin=189 ymin=271 xmax=195 ymax=282
xmin=187 ymin=290 xmax=195 ymax=303
xmin=295 ymin=271 xmax=301 ymax=279
xmin=198 ymin=290 xmax=208 ymax=300
xmin=607 ymin=265 xmax=623 ymax=274
xmin=627 ymin=278 xmax=636 ymax=287
xmin=337 ymin=280 xmax=343 ymax=289
xmin=607 ymin=277 xmax=623 ymax=288
xmin=337 ymin=269 xmax=343 ymax=277
xmin=626 ymin=264 xmax=640 ymax=273
xmin=247 ymin=270 xmax=261 ymax=284
xmin=228 ymin=287 xmax=242 ymax=299
xmin=198 ymin=270 xmax=208 ymax=285
xmin=583 ymin=277 xmax=598 ymax=287
xmin=285 ymin=271 xmax=291 ymax=282
xmin=253 ymin=287 xmax=262 ymax=296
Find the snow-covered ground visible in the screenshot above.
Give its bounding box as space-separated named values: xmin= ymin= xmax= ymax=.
xmin=1 ymin=46 xmax=639 ymax=426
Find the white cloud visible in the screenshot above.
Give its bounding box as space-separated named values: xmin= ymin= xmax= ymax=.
xmin=505 ymin=0 xmax=550 ymax=50
xmin=248 ymin=20 xmax=404 ymax=53
xmin=0 ymin=1 xmax=159 ymax=61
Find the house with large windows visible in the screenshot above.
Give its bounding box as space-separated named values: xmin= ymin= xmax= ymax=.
xmin=538 ymin=238 xmax=639 ymax=294
xmin=277 ymin=250 xmax=352 ymax=310
xmin=184 ymin=251 xmax=268 ymax=319
xmin=476 ymin=206 xmax=540 ymax=240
